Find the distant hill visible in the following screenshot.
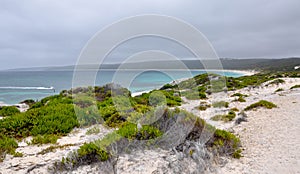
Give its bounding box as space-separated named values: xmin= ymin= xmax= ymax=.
xmin=5 ymin=58 xmax=300 ymax=72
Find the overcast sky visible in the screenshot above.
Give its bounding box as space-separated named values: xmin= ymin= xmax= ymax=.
xmin=0 ymin=0 xmax=300 ymax=70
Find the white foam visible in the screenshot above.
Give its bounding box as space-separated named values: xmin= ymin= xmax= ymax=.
xmin=0 ymin=86 xmax=54 ymax=90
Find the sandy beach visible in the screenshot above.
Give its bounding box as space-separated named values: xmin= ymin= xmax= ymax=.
xmin=179 ymin=77 xmax=300 ymax=173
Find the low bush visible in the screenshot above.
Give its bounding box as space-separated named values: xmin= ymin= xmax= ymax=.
xmin=86 ymin=126 xmax=101 ymax=135
xmin=197 ymin=104 xmax=211 ymax=111
xmin=77 ymin=142 xmax=109 ymax=162
xmin=0 ymin=134 xmax=18 ymax=161
xmin=212 ymin=101 xmax=229 ymax=108
xmin=267 ymin=79 xmax=285 ymax=86
xmin=211 ymin=129 xmax=241 ymax=158
xmin=233 ymin=96 xmax=246 ymax=102
xmin=38 ymin=144 xmax=74 ymax=155
xmin=0 ymin=106 xmax=20 ymax=117
xmin=230 ymin=93 xmax=248 ymax=97
xmin=211 ymin=111 xmax=236 ymax=122
xmin=275 ymin=88 xmax=284 ymax=92
xmin=230 ymin=107 xmax=239 ymax=112
xmin=31 ymin=134 xmax=59 ymax=145
xmin=181 ymin=90 xmax=207 ymax=100
xmin=0 ymin=100 xmax=79 ymax=139
xmin=117 ymin=122 xmax=162 ymax=140
xmin=244 ymin=100 xmax=277 ymax=111
xmin=290 ymin=84 xmax=300 ymax=89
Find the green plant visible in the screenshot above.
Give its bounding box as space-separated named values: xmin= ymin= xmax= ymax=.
xmin=244 ymin=100 xmax=277 ymax=111
xmin=232 ymin=149 xmax=242 ymax=159
xmin=212 ymin=101 xmax=229 ymax=108
xmin=0 ymin=134 xmax=18 ymax=161
xmin=0 ymin=106 xmax=20 ymax=117
xmin=290 ymin=84 xmax=300 ymax=89
xmin=116 ymin=122 xmax=162 ymax=140
xmin=77 ymin=142 xmax=109 ymax=161
xmin=230 ymin=93 xmax=248 ymax=97
xmin=211 ymin=111 xmax=236 ymax=122
xmin=31 ymin=134 xmax=59 ymax=145
xmin=13 ymin=151 xmax=23 ymax=157
xmin=86 ymin=126 xmax=101 ymax=135
xmin=275 ymin=88 xmax=284 ymax=92
xmin=37 ymin=144 xmax=74 ymax=155
xmin=267 ymin=79 xmax=285 ymax=85
xmin=210 ymin=129 xmax=241 ymax=158
xmin=230 ymin=107 xmax=239 ymax=112
xmin=181 ymin=90 xmax=207 ymax=100
xmin=233 ymin=96 xmax=246 ymax=102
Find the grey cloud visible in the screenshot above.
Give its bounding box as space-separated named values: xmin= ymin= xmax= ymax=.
xmin=0 ymin=0 xmax=299 ymax=70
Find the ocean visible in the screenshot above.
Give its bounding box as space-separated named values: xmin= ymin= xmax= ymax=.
xmin=0 ymin=70 xmax=244 ymax=104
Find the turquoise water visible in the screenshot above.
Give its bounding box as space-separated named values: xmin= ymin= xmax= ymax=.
xmin=0 ymin=70 xmax=243 ymax=104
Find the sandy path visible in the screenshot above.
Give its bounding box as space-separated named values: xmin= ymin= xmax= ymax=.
xmin=220 ymin=90 xmax=300 ymax=174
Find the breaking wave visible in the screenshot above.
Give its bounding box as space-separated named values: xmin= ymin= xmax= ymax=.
xmin=0 ymin=86 xmax=54 ymax=90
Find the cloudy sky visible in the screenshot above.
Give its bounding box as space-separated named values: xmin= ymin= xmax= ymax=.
xmin=0 ymin=0 xmax=299 ymax=70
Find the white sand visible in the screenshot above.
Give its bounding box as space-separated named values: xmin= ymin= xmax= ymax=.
xmin=180 ymin=77 xmax=300 ymax=173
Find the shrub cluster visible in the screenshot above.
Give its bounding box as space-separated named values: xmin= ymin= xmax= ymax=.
xmin=211 ymin=111 xmax=236 ymax=122
xmin=30 ymin=134 xmax=59 ymax=145
xmin=212 ymin=101 xmax=229 ymax=108
xmin=0 ymin=106 xmax=20 ymax=117
xmin=290 ymin=84 xmax=300 ymax=89
xmin=244 ymin=100 xmax=277 ymax=111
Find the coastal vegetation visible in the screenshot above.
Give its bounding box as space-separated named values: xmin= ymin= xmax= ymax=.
xmin=30 ymin=134 xmax=59 ymax=145
xmin=6 ymin=72 xmax=297 ymax=168
xmin=244 ymin=100 xmax=277 ymax=111
xmin=275 ymin=88 xmax=284 ymax=92
xmin=212 ymin=101 xmax=229 ymax=108
xmin=266 ymin=79 xmax=285 ymax=86
xmin=0 ymin=106 xmax=20 ymax=117
xmin=290 ymin=84 xmax=300 ymax=89
xmin=211 ymin=111 xmax=236 ymax=122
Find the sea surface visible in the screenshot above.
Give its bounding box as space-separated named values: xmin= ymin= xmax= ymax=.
xmin=0 ymin=70 xmax=244 ymax=104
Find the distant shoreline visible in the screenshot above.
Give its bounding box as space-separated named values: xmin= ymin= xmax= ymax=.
xmin=0 ymin=69 xmax=256 ymax=104
xmin=131 ymin=69 xmax=257 ymax=97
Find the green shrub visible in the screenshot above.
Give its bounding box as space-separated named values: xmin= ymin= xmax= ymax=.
xmin=77 ymin=142 xmax=109 ymax=161
xmin=182 ymin=90 xmax=207 ymax=100
xmin=13 ymin=151 xmax=23 ymax=157
xmin=0 ymin=106 xmax=20 ymax=117
xmin=93 ymin=132 xmax=122 ymax=149
xmin=290 ymin=84 xmax=300 ymax=89
xmin=230 ymin=107 xmax=239 ymax=112
xmin=86 ymin=126 xmax=101 ymax=135
xmin=226 ymin=73 xmax=273 ymax=90
xmin=75 ymin=106 xmax=103 ymax=127
xmin=233 ymin=96 xmax=246 ymax=102
xmin=0 ymin=134 xmax=18 ymax=161
xmin=133 ymin=90 xmax=181 ymax=106
xmin=275 ymin=88 xmax=284 ymax=92
xmin=267 ymin=79 xmax=285 ymax=85
xmin=212 ymin=101 xmax=229 ymax=108
xmin=232 ymin=149 xmax=242 ymax=159
xmin=213 ymin=129 xmax=240 ymax=149
xmin=31 ymin=134 xmax=59 ymax=145
xmin=230 ymin=93 xmax=248 ymax=97
xmin=38 ymin=144 xmax=73 ymax=155
xmin=244 ymin=100 xmax=277 ymax=111
xmin=211 ymin=111 xmax=236 ymax=122
xmin=0 ymin=101 xmax=78 ymax=139
xmin=117 ymin=122 xmax=162 ymax=140
xmin=197 ymin=104 xmax=211 ymax=111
